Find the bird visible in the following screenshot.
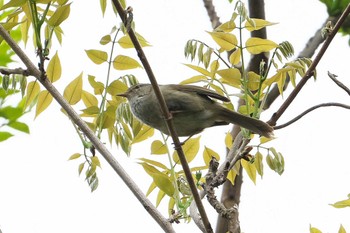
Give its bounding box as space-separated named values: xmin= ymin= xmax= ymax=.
xmin=117 ymin=83 xmax=274 ymax=138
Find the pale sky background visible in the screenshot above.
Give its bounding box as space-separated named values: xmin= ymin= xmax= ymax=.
xmin=1 ymin=0 xmax=350 ymax=232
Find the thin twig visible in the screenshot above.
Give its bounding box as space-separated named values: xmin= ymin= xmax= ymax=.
xmin=110 ymin=1 xmax=213 ymax=232
xmin=0 ymin=24 xmax=175 ymax=233
xmin=274 ymin=102 xmax=350 ymax=130
xmin=267 ymin=3 xmax=350 ymax=127
xmin=328 ymin=71 xmax=350 ymax=96
xmin=0 ymin=67 xmax=29 ymax=76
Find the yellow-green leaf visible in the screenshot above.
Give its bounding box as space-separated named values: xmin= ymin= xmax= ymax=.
xmin=81 ymin=90 xmax=98 ymax=107
xmin=227 ymin=169 xmax=237 ymax=186
xmin=245 ymin=18 xmax=277 ymax=32
xmin=216 ymin=20 xmax=236 ymax=32
xmin=203 ymin=146 xmax=220 ymax=166
xmin=68 ymin=153 xmax=81 ymax=160
xmin=35 ymin=90 xmax=53 ymax=118
xmin=85 ymin=49 xmax=108 ymax=65
xmin=254 ymin=151 xmax=263 ymax=177
xmin=0 ymin=0 xmax=26 ymax=10
xmin=138 ymin=158 xmax=168 ymax=170
xmin=47 ymin=3 xmax=71 ymax=27
xmin=173 ymin=136 xmax=200 ymax=164
xmin=46 ymin=52 xmax=61 ymax=82
xmin=241 ymin=159 xmax=256 ymax=184
xmin=179 ymin=75 xmax=207 ymax=85
xmin=207 ymin=31 xmax=237 ymax=51
xmin=225 ymin=132 xmax=233 ymax=149
xmin=330 ymin=198 xmax=350 ymax=208
xmin=151 ymin=140 xmax=168 ymax=155
xmin=78 ymin=162 xmax=85 ymax=175
xmin=339 ymin=224 xmax=346 ymax=233
xmin=310 ymin=226 xmax=322 ymax=233
xmin=152 ymin=173 xmax=174 ymax=197
xmin=88 ymin=75 xmax=104 ymax=95
xmin=217 ymin=68 xmax=241 ymax=88
xmin=117 ymin=33 xmax=151 ymax=48
xmin=91 ymin=156 xmax=101 ymax=168
xmin=184 ymin=64 xmax=211 ymax=76
xmin=106 ymin=80 xmax=128 ymax=96
xmin=156 ymin=189 xmax=166 ymax=207
xmin=132 ymin=125 xmax=154 ymax=143
xmin=25 ymin=81 xmax=40 ymax=109
xmin=113 ymin=55 xmax=142 ymax=70
xmin=229 ymin=48 xmax=241 ymax=65
xmin=100 ymin=34 xmax=111 ymax=45
xmin=247 ymin=71 xmax=260 ymax=91
xmin=245 ymin=37 xmax=278 ymax=54
xmin=63 ymin=73 xmax=83 ymax=105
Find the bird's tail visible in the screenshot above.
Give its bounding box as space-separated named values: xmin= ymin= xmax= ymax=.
xmin=219 ymin=108 xmax=274 ymax=138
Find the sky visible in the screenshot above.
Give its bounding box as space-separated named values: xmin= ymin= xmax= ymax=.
xmin=1 ymin=0 xmax=350 ymax=233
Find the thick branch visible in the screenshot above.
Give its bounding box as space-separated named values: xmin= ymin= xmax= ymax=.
xmin=0 ymin=24 xmax=175 ymax=233
xmin=110 ymin=1 xmax=213 ymax=232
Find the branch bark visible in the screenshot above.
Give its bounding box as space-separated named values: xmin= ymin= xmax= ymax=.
xmin=0 ymin=24 xmax=175 ymax=233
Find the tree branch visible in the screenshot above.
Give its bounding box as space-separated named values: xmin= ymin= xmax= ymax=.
xmin=110 ymin=1 xmax=213 ymax=232
xmin=274 ymin=102 xmax=350 ymax=130
xmin=267 ymin=3 xmax=350 ymax=127
xmin=0 ymin=24 xmax=175 ymax=233
xmin=0 ymin=67 xmax=29 ymax=76
xmin=328 ymin=71 xmax=350 ymax=95
xmin=202 ymin=0 xmax=221 ymax=29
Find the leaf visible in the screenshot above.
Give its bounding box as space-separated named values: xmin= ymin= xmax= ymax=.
xmin=330 ymin=198 xmax=350 ymax=208
xmin=184 ymin=64 xmax=211 ymax=76
xmin=88 ymin=75 xmax=104 ymax=95
xmin=8 ymin=121 xmax=29 ymax=134
xmin=85 ymin=49 xmax=108 ymax=65
xmin=35 ymin=90 xmax=53 ymax=118
xmin=245 ymin=37 xmax=278 ymax=54
xmin=310 ymin=225 xmax=322 ymax=233
xmin=0 ymin=131 xmax=13 ymax=141
xmin=117 ymin=33 xmax=151 ymax=48
xmin=173 ymin=136 xmax=200 ymax=164
xmin=113 ymin=55 xmax=142 ymax=70
xmin=47 ymin=3 xmax=71 ymax=27
xmin=24 ymin=81 xmax=40 ymax=110
xmin=91 ymin=156 xmax=101 ymax=168
xmin=63 ymin=73 xmax=83 ymax=105
xmin=81 ymin=91 xmax=98 ymax=108
xmin=138 ymin=158 xmax=168 ymax=170
xmin=179 ymin=75 xmax=207 ymax=85
xmin=245 ymin=18 xmax=277 ymax=31
xmin=203 ymin=146 xmax=220 ymax=166
xmin=156 ymin=189 xmax=166 ymax=207
xmin=217 ymin=68 xmax=241 ymax=88
xmin=78 ymin=162 xmax=85 ymax=175
xmin=151 ymin=140 xmax=168 ymax=155
xmin=227 ymin=169 xmax=237 ymax=186
xmin=216 ymin=20 xmax=236 ymax=32
xmin=100 ymin=0 xmax=107 ymax=16
xmin=254 ymin=151 xmax=263 ymax=177
xmin=247 ymin=71 xmax=260 ymax=91
xmin=241 ymin=159 xmax=256 ymax=184
xmin=339 ymin=224 xmax=346 ymax=233
xmin=68 ymin=153 xmax=81 ymax=160
xmin=207 ymin=31 xmax=237 ymax=51
xmin=229 ymin=48 xmax=241 ymax=65
xmin=152 ymin=173 xmax=174 ymax=197
xmin=0 ymin=0 xmax=26 ymax=10
xmin=47 ymin=52 xmax=61 ymax=82
xmin=106 ymin=80 xmax=128 ymax=96
xmin=100 ymin=34 xmax=111 ymax=45
xmin=132 ymin=125 xmax=154 ymax=143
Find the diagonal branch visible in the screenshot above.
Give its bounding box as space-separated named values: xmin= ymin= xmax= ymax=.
xmin=0 ymin=24 xmax=175 ymax=233
xmin=267 ymin=3 xmax=350 ymax=127
xmin=328 ymin=71 xmax=350 ymax=95
xmin=110 ymin=1 xmax=213 ymax=232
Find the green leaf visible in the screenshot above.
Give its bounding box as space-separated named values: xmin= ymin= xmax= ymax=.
xmin=91 ymin=156 xmax=101 ymax=168
xmin=173 ymin=136 xmax=200 ymax=164
xmin=245 ymin=37 xmax=278 ymax=54
xmin=47 ymin=52 xmax=61 ymax=82
xmin=150 ymin=140 xmax=168 ymax=155
xmin=68 ymin=153 xmax=81 ymax=160
xmin=184 ymin=64 xmax=211 ymax=76
xmin=100 ymin=0 xmax=107 ymax=16
xmin=63 ymin=72 xmax=83 ymax=105
xmin=47 ymin=3 xmax=71 ymax=27
xmin=8 ymin=121 xmax=29 ymax=134
xmin=0 ymin=0 xmax=26 ymax=10
xmin=85 ymin=49 xmax=108 ymax=65
xmin=152 ymin=173 xmax=174 ymax=197
xmin=88 ymin=75 xmax=104 ymax=95
xmin=112 ymin=55 xmax=142 ymax=70
xmin=78 ymin=162 xmax=85 ymax=175
xmin=0 ymin=106 xmax=23 ymax=121
xmin=35 ymin=90 xmax=53 ymax=118
xmin=0 ymin=131 xmax=13 ymax=142
xmin=207 ymin=31 xmax=237 ymax=51
xmin=100 ymin=34 xmax=111 ymax=45
xmin=217 ymin=68 xmax=241 ymax=88
xmin=203 ymin=146 xmax=220 ymax=166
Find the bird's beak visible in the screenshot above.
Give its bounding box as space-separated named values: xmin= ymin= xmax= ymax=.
xmin=116 ymin=92 xmax=127 ymax=97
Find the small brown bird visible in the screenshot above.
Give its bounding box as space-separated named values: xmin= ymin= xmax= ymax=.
xmin=117 ymin=84 xmax=273 ymax=138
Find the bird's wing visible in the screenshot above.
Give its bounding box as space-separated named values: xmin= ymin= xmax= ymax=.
xmin=168 ymin=84 xmax=230 ymax=102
